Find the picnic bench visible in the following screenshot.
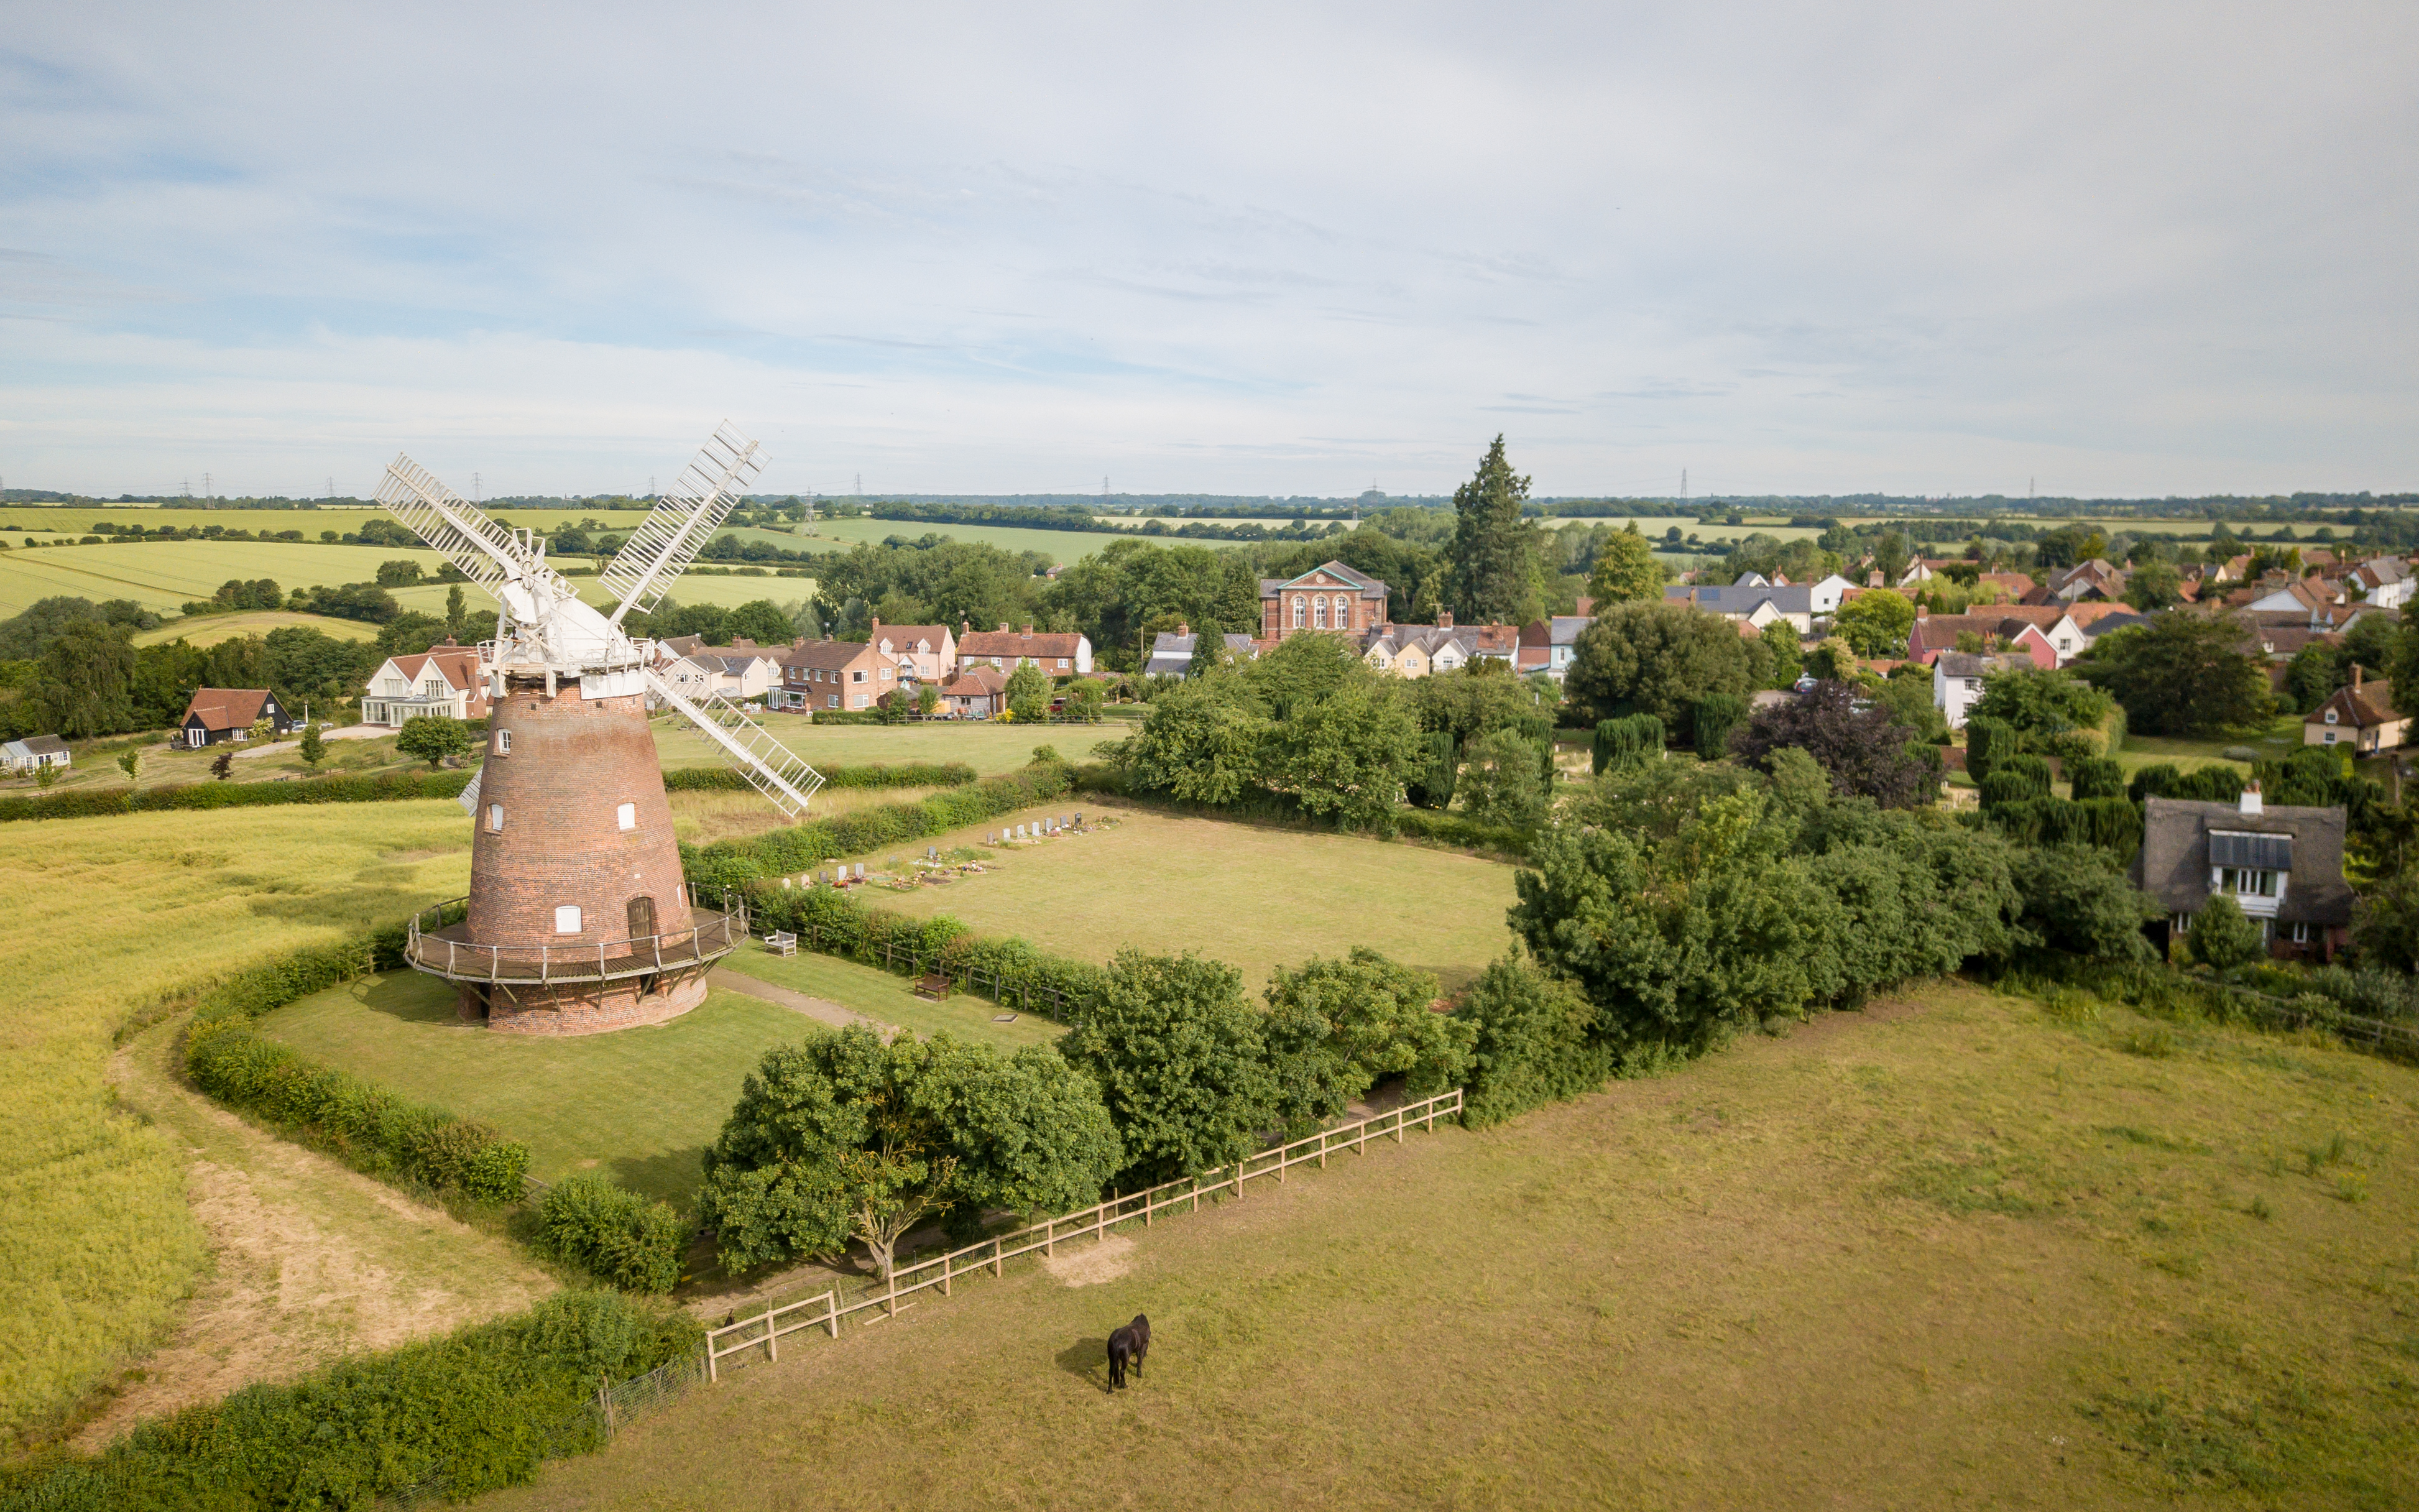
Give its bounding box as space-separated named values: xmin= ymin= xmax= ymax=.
xmin=765 ymin=931 xmax=798 ymax=958
xmin=913 ymin=972 xmax=952 ymax=1001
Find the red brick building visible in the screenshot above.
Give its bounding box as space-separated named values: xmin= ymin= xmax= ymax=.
xmin=775 ymin=638 xmax=893 ymax=712
xmin=956 ymin=624 xmax=1093 ymax=675
xmin=1259 ymin=561 xmax=1390 ymax=642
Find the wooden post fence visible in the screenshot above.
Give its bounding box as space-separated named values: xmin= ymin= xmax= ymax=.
xmin=701 ymin=1087 xmax=1465 ymax=1382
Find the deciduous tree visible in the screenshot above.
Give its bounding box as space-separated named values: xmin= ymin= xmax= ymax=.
xmin=1563 ymin=600 xmax=1754 ymax=736
xmin=2071 ymin=613 xmax=2270 ymax=736
xmin=1833 ymin=589 xmax=1915 ymax=658
xmin=1585 ymin=524 xmax=1668 ymax=607
xmin=1730 ymin=681 xmax=1941 ymax=808
xmin=396 ymin=714 xmax=472 ymax=769
xmin=1263 ymin=949 xmax=1470 ymax=1132
xmin=1066 ymin=951 xmax=1278 ymax=1185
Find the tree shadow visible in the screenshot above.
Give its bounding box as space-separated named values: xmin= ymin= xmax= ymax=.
xmin=1056 ymin=1336 xmax=1112 ymax=1395
xmin=609 ymin=1147 xmax=706 ymax=1207
xmin=354 ymin=970 xmax=459 ymax=1025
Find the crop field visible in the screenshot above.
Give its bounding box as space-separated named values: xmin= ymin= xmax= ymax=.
xmin=254 ymin=948 xmax=1064 ymax=1207
xmin=781 ymin=515 xmax=1191 ymax=563
xmin=484 ymin=980 xmax=2419 ymax=1512
xmin=127 ymin=609 xmax=380 ymax=648
xmin=872 ymin=808 xmax=1521 ymax=992
xmin=0 ymin=799 xmax=472 ymax=1449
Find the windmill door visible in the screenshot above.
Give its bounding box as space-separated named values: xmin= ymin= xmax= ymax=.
xmin=627 ymin=896 xmax=656 ymax=942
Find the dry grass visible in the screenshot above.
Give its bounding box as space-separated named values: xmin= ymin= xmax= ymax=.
xmin=870 ymin=806 xmax=1522 ymax=992
xmin=0 ymin=800 xmax=473 ymax=1450
xmin=127 ymin=609 xmax=380 ymax=648
xmin=485 ymin=982 xmax=2419 ymax=1511
xmin=71 ymin=1015 xmax=555 ymax=1447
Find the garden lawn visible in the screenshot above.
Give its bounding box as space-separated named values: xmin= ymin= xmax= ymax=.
xmin=2111 ymin=713 xmax=2306 ymax=778
xmin=253 ymin=952 xmax=1059 ymax=1209
xmin=487 ymin=981 xmax=2419 ymax=1512
xmin=870 ymin=808 xmax=1521 ymax=992
xmin=0 ymin=799 xmax=472 ymax=1451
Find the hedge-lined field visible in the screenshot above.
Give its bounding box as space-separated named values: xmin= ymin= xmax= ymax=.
xmin=0 ymin=800 xmax=472 ymax=1451
xmin=249 ymin=968 xmax=1040 ymax=1207
xmin=869 ymin=807 xmax=1521 ymax=992
xmin=482 ymin=980 xmax=2419 ymax=1511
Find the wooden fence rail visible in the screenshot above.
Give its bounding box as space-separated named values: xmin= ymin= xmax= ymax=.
xmin=704 ymin=1086 xmax=1463 ymax=1381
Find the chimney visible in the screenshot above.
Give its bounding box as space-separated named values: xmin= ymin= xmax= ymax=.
xmin=1177 ymin=623 xmax=1189 ymax=638
xmin=962 ymin=619 xmax=971 ymax=636
xmin=1439 ymin=611 xmax=1454 ymax=629
xmin=870 ymin=617 xmax=880 ymax=634
xmin=1915 ymin=605 xmax=1928 ymax=620
xmin=2241 ymin=781 xmax=2264 ymax=817
xmin=2354 ymin=663 xmax=2364 ymax=689
xmin=1020 ymin=624 xmax=1034 ymax=637
xmin=997 ymin=622 xmax=1010 ymax=634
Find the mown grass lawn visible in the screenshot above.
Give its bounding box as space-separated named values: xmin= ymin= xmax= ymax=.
xmin=648 ymin=717 xmax=1096 ymax=778
xmin=254 ymin=947 xmax=1062 ymax=1208
xmin=2112 ymin=713 xmax=2307 ymax=777
xmin=488 ymin=982 xmax=2419 ymax=1512
xmin=871 ymin=807 xmax=1522 ymax=993
xmin=0 ymin=799 xmax=473 ymax=1450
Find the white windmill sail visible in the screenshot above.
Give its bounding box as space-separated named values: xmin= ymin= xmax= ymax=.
xmin=457 ymin=763 xmax=484 ymax=816
xmin=372 ymin=425 xmax=823 ymax=821
xmin=642 ymin=664 xmax=825 ymax=818
xmin=604 ymin=423 xmax=765 ymax=625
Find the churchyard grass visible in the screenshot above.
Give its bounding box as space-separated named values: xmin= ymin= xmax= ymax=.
xmin=869 ymin=806 xmax=1522 ymax=993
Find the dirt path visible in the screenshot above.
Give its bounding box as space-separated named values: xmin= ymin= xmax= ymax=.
xmin=82 ymin=1019 xmax=556 ymax=1449
xmin=709 ymin=967 xmax=898 ymax=1038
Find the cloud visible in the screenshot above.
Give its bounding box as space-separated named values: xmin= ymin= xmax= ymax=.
xmin=0 ymin=1 xmax=2413 ymax=497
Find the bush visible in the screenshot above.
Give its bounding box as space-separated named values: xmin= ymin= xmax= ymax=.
xmin=1408 ymin=729 xmax=1458 ymax=809
xmin=2067 ymin=755 xmax=2126 ymax=801
xmin=2129 ymin=762 xmax=2245 ymax=804
xmin=1591 ymin=714 xmax=1663 ymax=775
xmin=534 ymin=1174 xmax=689 ymax=1293
xmin=663 ymin=762 xmax=976 ymax=794
xmin=2221 ymin=745 xmax=2259 ymax=763
xmin=1997 ymin=754 xmax=2053 ymax=799
xmin=1963 ymin=716 xmax=2016 ymax=786
xmin=1690 ymin=693 xmax=1743 ymax=761
xmin=4 ymin=1291 xmax=698 ymax=1509
xmin=2190 ymin=893 xmax=2266 ymax=973
xmin=1 ymin=767 xmax=476 ymax=823
xmin=1455 ymin=955 xmax=1611 ymax=1127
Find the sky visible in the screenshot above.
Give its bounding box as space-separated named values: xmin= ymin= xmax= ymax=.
xmin=2 ymin=1 xmax=2414 ymax=501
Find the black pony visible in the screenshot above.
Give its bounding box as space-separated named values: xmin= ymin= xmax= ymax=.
xmin=1106 ymin=1314 xmax=1151 ymax=1390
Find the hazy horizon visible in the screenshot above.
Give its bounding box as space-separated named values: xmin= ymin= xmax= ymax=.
xmin=5 ymin=2 xmax=2414 ymax=501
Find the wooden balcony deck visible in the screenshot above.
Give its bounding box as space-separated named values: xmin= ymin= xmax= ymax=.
xmin=403 ymin=901 xmax=740 ymax=986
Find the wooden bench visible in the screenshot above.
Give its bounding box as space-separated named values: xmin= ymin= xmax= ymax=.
xmin=765 ymin=931 xmax=798 ymax=958
xmin=913 ymin=972 xmax=952 ymax=1001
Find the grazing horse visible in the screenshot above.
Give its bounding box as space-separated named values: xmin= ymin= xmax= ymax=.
xmin=1106 ymin=1314 xmax=1151 ymax=1390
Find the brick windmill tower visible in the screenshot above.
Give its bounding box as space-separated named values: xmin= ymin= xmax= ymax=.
xmin=386 ymin=424 xmax=823 ymax=1034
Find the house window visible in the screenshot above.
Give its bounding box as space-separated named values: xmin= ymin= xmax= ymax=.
xmin=487 ymin=803 xmax=504 ymax=832
xmin=826 ymin=694 xmax=838 ymax=709
xmin=2325 ymin=731 xmax=2338 ymax=744
xmin=1057 ymin=658 xmax=1069 ymax=669
xmin=2058 ymin=638 xmax=2072 ymax=651
xmin=616 ymin=802 xmax=636 ymax=831
xmin=1292 ymin=596 xmax=1306 ymax=629
xmin=2173 ymin=911 xmax=2193 ymax=932
xmin=495 ymin=730 xmax=511 ymax=755
xmin=852 ymin=670 xmax=865 ymax=683
xmin=554 ymin=905 xmax=581 ymax=934
xmin=2218 ymin=867 xmax=2277 ymax=898
xmin=1334 ymin=594 xmax=1350 ymax=625
xmin=2290 ymin=921 xmax=2312 ymax=944
xmin=1314 ymin=599 xmax=1327 ymax=629
xmin=2325 ymin=710 xmax=2338 ymax=724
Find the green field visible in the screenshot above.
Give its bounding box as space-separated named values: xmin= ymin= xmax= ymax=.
xmin=650 ymin=718 xmax=1092 ymax=779
xmin=0 ymin=537 xmax=822 ymax=622
xmin=254 ymin=948 xmax=1066 ymax=1207
xmin=487 ymin=980 xmax=2419 ymax=1511
xmin=0 ymin=799 xmax=474 ymax=1450
xmin=780 ymin=515 xmax=1186 ymax=564
xmin=872 ymin=806 xmax=1521 ymax=992
xmin=127 ymin=609 xmax=380 ymax=648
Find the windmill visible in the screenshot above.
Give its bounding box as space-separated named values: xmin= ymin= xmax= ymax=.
xmin=390 ymin=423 xmax=822 ymax=1034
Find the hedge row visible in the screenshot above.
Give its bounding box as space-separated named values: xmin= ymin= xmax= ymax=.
xmin=663 ymin=760 xmax=976 ymax=794
xmin=533 ymin=1175 xmax=689 ymax=1294
xmin=1 ymin=767 xmax=476 ymax=822
xmin=1069 ymin=762 xmax=1532 ymax=856
xmin=752 ymin=883 xmax=1108 ymax=1021
xmin=0 ymin=1292 xmax=699 ymax=1511
xmin=681 ymin=761 xmax=1077 ymax=893
xmin=1984 ymin=795 xmax=2144 ymax=864
xmin=5 ymin=760 xmax=985 ymax=824
xmin=183 ymin=1013 xmax=530 ymax=1204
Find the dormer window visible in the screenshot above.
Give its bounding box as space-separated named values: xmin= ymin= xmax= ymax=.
xmin=2325 ymin=710 xmax=2339 ymax=724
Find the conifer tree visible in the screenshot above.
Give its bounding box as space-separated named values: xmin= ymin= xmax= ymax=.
xmin=1445 ymin=436 xmax=1543 ymax=627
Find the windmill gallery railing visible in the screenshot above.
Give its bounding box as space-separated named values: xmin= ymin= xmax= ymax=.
xmin=404 ymin=899 xmax=742 ymax=985
xmin=703 ymin=1087 xmax=1464 ymax=1381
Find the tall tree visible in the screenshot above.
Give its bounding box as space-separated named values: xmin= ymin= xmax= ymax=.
xmin=1444 ymin=436 xmax=1543 ymax=627
xmin=1186 ymin=624 xmax=1228 ymax=679
xmin=1562 ymin=600 xmax=1755 ymax=735
xmin=1066 ymin=951 xmax=1279 ymax=1185
xmin=1586 ymin=524 xmax=1668 ymax=607
xmin=2071 ymin=614 xmax=2270 ymax=736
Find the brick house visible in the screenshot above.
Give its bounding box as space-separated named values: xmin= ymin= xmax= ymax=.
xmin=775 ymin=638 xmax=893 ymax=712
xmin=178 ymin=687 xmax=296 ymax=748
xmin=869 ymin=619 xmax=957 ymax=684
xmin=361 ymin=641 xmax=492 ymax=727
xmin=956 ymin=623 xmax=1093 ymax=676
xmin=1260 ymin=562 xmax=1389 ymax=642
xmin=940 ymin=665 xmax=1010 ymax=718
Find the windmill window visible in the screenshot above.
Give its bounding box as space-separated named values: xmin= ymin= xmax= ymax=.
xmin=554 ymin=905 xmax=582 ymax=934
xmin=495 ymin=730 xmax=511 ymax=755
xmin=487 ymin=803 xmax=504 ymax=832
xmin=616 ymin=802 xmax=636 ymax=831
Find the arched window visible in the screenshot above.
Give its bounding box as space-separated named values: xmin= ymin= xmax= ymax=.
xmin=1334 ymin=594 xmax=1351 ymax=627
xmin=1291 ymin=596 xmax=1306 ymax=629
xmin=1314 ymin=598 xmax=1328 ymax=629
